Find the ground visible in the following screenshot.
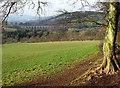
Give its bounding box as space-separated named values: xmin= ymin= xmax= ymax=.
xmin=3 ymin=53 xmax=119 ymax=88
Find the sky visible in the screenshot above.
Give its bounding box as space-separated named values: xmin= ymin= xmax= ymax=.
xmin=21 ymin=0 xmax=97 ymax=17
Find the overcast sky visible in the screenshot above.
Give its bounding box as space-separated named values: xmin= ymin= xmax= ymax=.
xmin=14 ymin=0 xmax=98 ymax=17
xmin=22 ymin=0 xmax=98 ymax=17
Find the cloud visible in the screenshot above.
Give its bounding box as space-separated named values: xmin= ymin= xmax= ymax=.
xmin=22 ymin=0 xmax=97 ymax=17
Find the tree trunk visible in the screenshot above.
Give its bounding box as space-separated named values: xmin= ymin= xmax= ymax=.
xmin=101 ymin=2 xmax=120 ymax=74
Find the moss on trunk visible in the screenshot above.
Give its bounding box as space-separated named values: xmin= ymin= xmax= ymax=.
xmin=101 ymin=2 xmax=120 ymax=74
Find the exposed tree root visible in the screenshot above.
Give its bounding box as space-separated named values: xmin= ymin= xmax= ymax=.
xmin=71 ymin=2 xmax=120 ymax=85
xmin=71 ymin=44 xmax=120 ymax=84
xmin=71 ymin=56 xmax=120 ymax=84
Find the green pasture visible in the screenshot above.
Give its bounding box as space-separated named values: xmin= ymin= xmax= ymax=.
xmin=2 ymin=41 xmax=100 ymax=86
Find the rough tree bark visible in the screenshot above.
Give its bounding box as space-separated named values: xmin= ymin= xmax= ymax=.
xmin=100 ymin=2 xmax=120 ymax=74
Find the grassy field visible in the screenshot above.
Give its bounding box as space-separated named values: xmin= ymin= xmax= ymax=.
xmin=2 ymin=41 xmax=100 ymax=86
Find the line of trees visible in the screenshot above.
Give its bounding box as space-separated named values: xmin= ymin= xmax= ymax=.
xmin=2 ymin=27 xmax=106 ymax=44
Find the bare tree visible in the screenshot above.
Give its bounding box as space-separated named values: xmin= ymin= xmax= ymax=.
xmin=0 ymin=0 xmax=49 ymax=24
xmin=60 ymin=0 xmax=120 ymax=76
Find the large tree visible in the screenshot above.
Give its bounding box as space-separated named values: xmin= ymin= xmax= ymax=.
xmin=98 ymin=2 xmax=120 ymax=74
xmin=60 ymin=1 xmax=120 ymax=75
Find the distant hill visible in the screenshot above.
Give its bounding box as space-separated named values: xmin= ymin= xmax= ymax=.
xmin=8 ymin=15 xmax=51 ymax=23
xmin=8 ymin=11 xmax=103 ymax=29
xmin=19 ymin=11 xmax=103 ymax=28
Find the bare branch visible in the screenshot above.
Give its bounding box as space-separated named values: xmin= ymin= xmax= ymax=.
xmin=2 ymin=2 xmax=16 ymax=24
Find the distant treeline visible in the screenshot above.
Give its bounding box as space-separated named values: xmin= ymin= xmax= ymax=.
xmin=2 ymin=27 xmax=107 ymax=44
